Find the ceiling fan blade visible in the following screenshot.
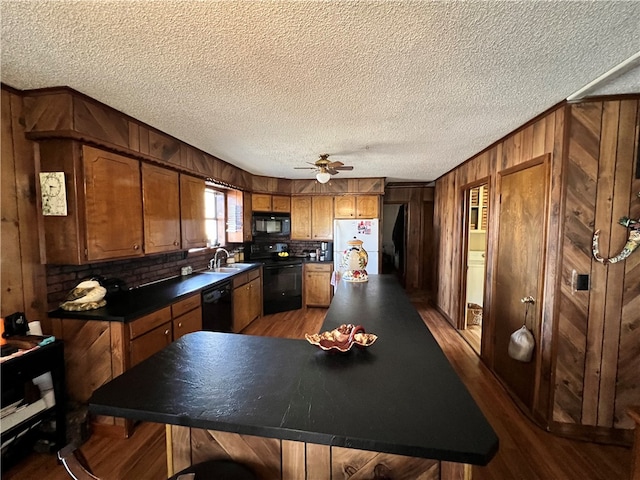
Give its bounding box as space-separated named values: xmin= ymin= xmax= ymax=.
xmin=327 ymin=161 xmax=344 ymax=168
xmin=326 ymin=168 xmax=340 ymax=175
xmin=335 ymin=165 xmax=354 ymax=171
xmin=294 ymin=167 xmax=316 ymax=170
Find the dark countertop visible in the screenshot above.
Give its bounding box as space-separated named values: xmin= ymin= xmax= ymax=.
xmin=89 ymin=275 xmax=498 ymax=465
xmin=48 ymin=264 xmax=261 ymax=322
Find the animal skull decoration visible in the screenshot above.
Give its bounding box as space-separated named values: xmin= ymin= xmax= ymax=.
xmin=592 ymin=192 xmax=640 ymax=265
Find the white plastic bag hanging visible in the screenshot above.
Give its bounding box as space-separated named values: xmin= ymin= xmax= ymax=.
xmin=508 ymin=296 xmax=535 ymax=362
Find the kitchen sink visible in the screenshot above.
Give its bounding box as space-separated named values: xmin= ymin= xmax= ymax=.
xmin=213 ymin=267 xmax=241 ymax=273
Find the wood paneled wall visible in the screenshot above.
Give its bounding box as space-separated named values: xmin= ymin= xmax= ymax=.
xmin=433 ymin=97 xmax=639 ymax=443
xmin=554 ymin=99 xmax=640 ymax=435
xmin=22 ymin=87 xmax=253 ymax=189
xmin=1 ymin=88 xmax=48 ymax=325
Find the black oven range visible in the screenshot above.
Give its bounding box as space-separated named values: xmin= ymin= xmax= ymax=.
xmin=249 ymin=243 xmax=302 ymax=314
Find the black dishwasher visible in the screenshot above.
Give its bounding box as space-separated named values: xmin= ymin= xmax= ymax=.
xmin=201 ymin=281 xmax=233 ymax=332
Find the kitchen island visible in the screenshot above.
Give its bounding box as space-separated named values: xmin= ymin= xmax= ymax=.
xmin=90 ymin=275 xmax=498 ymax=479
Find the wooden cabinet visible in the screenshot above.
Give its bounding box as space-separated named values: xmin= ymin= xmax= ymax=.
xmin=243 ymin=191 xmax=253 ymax=242
xmin=252 ymin=193 xmax=290 ymax=213
xmin=292 ymin=196 xmax=334 ymax=240
xmin=172 ymin=293 xmax=202 ymax=340
xmin=39 ymin=141 xmax=209 ymax=263
xmin=226 ymin=189 xmax=245 ymax=244
xmin=52 ymin=292 xmax=204 ymax=437
xmin=128 ymin=307 xmax=172 ymax=368
xmin=334 ymin=195 xmax=379 ymax=219
xmin=83 ymin=146 xmax=145 ymax=261
xmin=356 ymin=195 xmax=379 ymax=218
xmin=291 ymin=196 xmax=312 ymax=240
xmin=334 ymin=195 xmax=356 ymax=218
xmin=271 ymin=195 xmax=291 ymax=213
xmin=39 ymin=142 xmax=145 ymax=264
xmin=311 ymin=196 xmax=333 ymax=240
xmin=142 ymin=163 xmax=181 ymax=254
xmin=180 ymin=174 xmax=207 ymax=249
xmin=252 ymin=193 xmax=272 ymax=212
xmin=304 ymin=263 xmax=333 ymax=307
xmin=232 ymin=268 xmax=262 ymax=332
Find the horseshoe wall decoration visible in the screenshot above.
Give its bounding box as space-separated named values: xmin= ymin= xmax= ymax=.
xmin=592 ymin=192 xmax=640 ymax=265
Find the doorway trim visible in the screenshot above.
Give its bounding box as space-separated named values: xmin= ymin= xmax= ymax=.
xmin=458 ymin=177 xmax=491 ymax=332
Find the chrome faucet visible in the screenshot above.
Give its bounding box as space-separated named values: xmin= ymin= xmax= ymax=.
xmin=209 ymin=248 xmax=230 ymax=269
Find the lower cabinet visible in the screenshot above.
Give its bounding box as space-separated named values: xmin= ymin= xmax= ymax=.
xmin=51 ymin=292 xmax=202 ymax=437
xmin=232 ymin=269 xmax=262 ymax=332
xmin=172 ymin=293 xmax=202 ymax=340
xmin=304 ymin=263 xmax=334 ymax=307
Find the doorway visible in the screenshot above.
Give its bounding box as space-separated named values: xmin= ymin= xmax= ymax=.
xmin=382 ymin=204 xmax=406 ymax=285
xmin=459 ymin=182 xmax=489 ymax=355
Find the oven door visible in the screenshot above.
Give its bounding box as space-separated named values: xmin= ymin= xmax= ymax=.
xmin=262 ymin=263 xmax=302 ymax=314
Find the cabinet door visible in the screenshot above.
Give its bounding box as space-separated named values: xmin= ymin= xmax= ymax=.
xmin=311 ymin=196 xmax=334 ymax=240
xmin=83 ymin=146 xmax=144 ymax=261
xmin=180 ymin=174 xmax=207 ymax=249
xmin=243 ymin=191 xmax=253 ymax=242
xmin=252 ymin=194 xmax=272 ymax=212
xmin=305 ymin=264 xmax=333 ymax=307
xmin=142 ymin=163 xmax=181 ymax=254
xmin=356 ymin=195 xmax=379 ymax=218
xmin=248 ymin=277 xmax=262 ymax=321
xmin=271 ymin=195 xmax=291 ymax=213
xmin=129 ymin=322 xmax=172 ymax=367
xmin=226 ymin=189 xmax=244 ymax=244
xmin=233 ymin=283 xmax=251 ymax=333
xmin=173 ymin=307 xmax=202 ymax=340
xmin=334 ymin=196 xmax=356 ymax=218
xmin=291 ymin=196 xmax=312 ymax=240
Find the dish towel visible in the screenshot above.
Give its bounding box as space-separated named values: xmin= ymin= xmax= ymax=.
xmin=330 ymin=270 xmax=341 ymax=289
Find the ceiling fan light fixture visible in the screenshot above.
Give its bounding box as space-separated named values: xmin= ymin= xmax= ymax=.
xmin=316 ymin=171 xmax=331 ymax=184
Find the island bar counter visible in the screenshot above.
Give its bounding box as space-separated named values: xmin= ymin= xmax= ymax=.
xmin=89 ymin=276 xmax=498 ymax=479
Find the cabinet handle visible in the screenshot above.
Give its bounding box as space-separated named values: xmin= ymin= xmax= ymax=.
xmin=173 ymin=241 xmax=179 ymax=246
xmin=164 ymin=329 xmax=170 ymax=336
xmin=178 ymin=322 xmax=182 ymax=328
xmin=133 ymin=244 xmax=140 ymax=250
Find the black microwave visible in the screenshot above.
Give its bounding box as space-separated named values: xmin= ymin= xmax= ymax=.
xmin=252 ymin=213 xmax=291 ymax=237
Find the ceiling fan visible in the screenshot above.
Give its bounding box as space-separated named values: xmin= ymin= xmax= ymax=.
xmin=294 ymin=154 xmax=354 ymax=183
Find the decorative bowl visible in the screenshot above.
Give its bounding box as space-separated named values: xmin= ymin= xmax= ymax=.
xmin=305 ymin=324 xmax=377 ymax=352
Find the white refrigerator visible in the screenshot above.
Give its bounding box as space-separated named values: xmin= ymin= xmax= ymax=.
xmin=333 ymin=219 xmax=380 ymax=275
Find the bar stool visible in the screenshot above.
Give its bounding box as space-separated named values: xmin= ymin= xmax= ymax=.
xmin=58 ymin=443 xmax=257 ymax=480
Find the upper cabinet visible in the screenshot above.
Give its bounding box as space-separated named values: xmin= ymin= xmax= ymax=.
xmin=291 ymin=196 xmax=312 ymax=240
xmin=292 ymin=196 xmax=334 ymax=240
xmin=311 ymin=196 xmax=334 ymax=240
xmin=334 ymin=195 xmax=379 ymax=219
xmin=227 ymin=189 xmax=253 ymax=243
xmin=180 ymin=174 xmax=207 ymax=249
xmin=252 ymin=193 xmax=290 ymax=213
xmin=37 ymin=140 xmax=209 ymax=264
xmin=83 ymin=147 xmax=144 ymax=261
xmin=142 ymin=163 xmax=181 ymax=254
xmin=38 ymin=141 xmax=145 ymax=264
xmin=271 ymin=195 xmax=291 ymax=213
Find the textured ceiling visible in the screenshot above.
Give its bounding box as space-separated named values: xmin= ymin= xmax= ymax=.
xmin=2 ymin=1 xmax=640 ymax=183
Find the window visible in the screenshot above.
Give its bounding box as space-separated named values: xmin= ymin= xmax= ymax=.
xmin=205 ymin=186 xmax=225 ymax=246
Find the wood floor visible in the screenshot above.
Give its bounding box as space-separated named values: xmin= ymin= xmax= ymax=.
xmin=4 ymin=302 xmax=632 ymax=480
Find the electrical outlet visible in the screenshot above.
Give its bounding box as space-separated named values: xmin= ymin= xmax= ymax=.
xmin=181 ymin=266 xmax=193 ymax=276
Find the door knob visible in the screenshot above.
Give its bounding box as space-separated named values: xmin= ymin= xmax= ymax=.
xmin=521 ymin=296 xmax=535 ymax=304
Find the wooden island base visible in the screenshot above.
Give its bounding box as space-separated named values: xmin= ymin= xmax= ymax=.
xmin=166 ymin=425 xmax=471 ymax=480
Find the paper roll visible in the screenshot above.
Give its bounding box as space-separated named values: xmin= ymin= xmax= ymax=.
xmin=28 ymin=321 xmax=43 ymax=336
